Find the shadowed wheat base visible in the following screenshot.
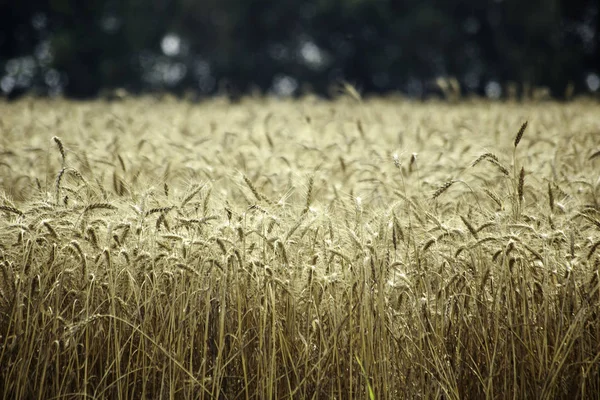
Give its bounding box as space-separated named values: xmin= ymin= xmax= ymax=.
xmin=0 ymin=95 xmax=599 ymax=399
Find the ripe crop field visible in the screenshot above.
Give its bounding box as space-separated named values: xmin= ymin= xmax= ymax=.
xmin=0 ymin=95 xmax=599 ymax=399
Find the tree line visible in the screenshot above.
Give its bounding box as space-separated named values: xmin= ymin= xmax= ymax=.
xmin=1 ymin=0 xmax=598 ymax=99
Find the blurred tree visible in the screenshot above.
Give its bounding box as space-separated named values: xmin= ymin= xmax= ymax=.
xmin=0 ymin=0 xmax=597 ymax=98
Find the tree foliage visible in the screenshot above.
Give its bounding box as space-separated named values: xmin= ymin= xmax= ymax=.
xmin=0 ymin=0 xmax=598 ymax=98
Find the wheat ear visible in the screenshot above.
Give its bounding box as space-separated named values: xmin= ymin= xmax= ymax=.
xmin=514 ymin=121 xmax=528 ymax=148
xmin=53 ymin=136 xmax=66 ymax=166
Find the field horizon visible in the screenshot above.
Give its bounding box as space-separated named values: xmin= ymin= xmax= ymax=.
xmin=1 ymin=95 xmax=599 ymax=399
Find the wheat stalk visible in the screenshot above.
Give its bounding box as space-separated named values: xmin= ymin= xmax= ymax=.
xmin=472 ymin=152 xmax=500 ymax=167
xmin=146 ymin=206 xmax=175 ymax=216
xmin=302 ymin=175 xmax=314 ymax=214
xmin=486 ymin=158 xmax=510 ymax=176
xmin=181 ymin=183 xmax=204 ymax=208
xmin=0 ymin=205 xmax=23 ymax=216
xmin=514 ymin=121 xmax=528 ymax=148
xmin=588 ymin=241 xmax=600 ymax=260
xmin=548 ymin=182 xmax=554 ymax=212
xmin=518 ymin=167 xmax=525 ymax=204
xmin=53 ymin=136 xmax=66 ymax=166
xmin=84 ymin=203 xmax=117 ymax=213
xmin=42 ymin=221 xmax=58 ymax=239
xmin=432 ymin=180 xmax=455 ymax=199
xmin=55 ymin=168 xmax=66 ymax=204
xmin=243 ymin=174 xmax=273 ymax=205
xmin=460 ymin=215 xmax=478 ymax=238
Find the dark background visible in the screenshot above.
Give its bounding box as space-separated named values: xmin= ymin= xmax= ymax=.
xmin=1 ymin=0 xmax=599 ymax=99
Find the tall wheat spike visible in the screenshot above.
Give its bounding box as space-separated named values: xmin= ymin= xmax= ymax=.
xmin=514 ymin=121 xmax=527 ymax=148
xmin=53 ymin=136 xmax=66 ymax=166
xmin=518 ymin=167 xmax=525 ymax=203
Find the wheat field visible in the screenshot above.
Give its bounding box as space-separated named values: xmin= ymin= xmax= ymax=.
xmin=0 ymin=94 xmax=599 ymax=399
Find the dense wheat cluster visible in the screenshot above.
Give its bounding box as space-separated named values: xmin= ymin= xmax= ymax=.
xmin=0 ymin=95 xmax=599 ymax=399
